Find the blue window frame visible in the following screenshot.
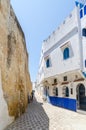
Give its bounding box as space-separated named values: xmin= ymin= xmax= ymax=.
xmin=82 ymin=72 xmax=86 ymax=78
xmin=80 ymin=9 xmax=83 ymax=18
xmin=63 ymin=47 xmax=69 ymax=60
xmin=84 ymin=5 xmax=86 ymax=15
xmin=85 ymin=60 xmax=86 ymax=67
xmin=46 ymin=59 xmax=50 ymax=68
xmin=82 ymin=28 xmax=86 ymax=36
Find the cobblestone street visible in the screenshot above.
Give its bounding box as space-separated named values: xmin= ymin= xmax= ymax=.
xmin=5 ymin=92 xmax=86 ymax=130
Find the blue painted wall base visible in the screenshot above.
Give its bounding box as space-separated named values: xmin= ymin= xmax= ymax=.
xmin=49 ymin=96 xmax=76 ymax=111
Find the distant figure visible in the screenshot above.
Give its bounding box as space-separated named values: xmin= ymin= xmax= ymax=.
xmin=31 ymin=90 xmax=35 ymax=101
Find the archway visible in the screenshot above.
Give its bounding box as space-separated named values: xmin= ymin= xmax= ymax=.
xmin=76 ymin=84 xmax=86 ymax=111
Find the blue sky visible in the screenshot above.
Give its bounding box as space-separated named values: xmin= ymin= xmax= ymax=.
xmin=11 ymin=0 xmax=75 ymax=82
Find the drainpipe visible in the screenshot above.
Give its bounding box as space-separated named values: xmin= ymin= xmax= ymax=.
xmin=76 ymin=7 xmax=83 ymax=71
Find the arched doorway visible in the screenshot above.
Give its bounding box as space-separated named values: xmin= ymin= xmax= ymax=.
xmin=76 ymin=84 xmax=86 ymax=111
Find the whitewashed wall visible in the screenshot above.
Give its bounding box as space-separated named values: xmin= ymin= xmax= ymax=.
xmin=44 ymin=34 xmax=81 ymax=78
xmin=37 ymin=6 xmax=86 ymax=103
xmin=43 ymin=8 xmax=79 ymax=53
xmin=40 ymin=7 xmax=82 ymax=79
xmin=81 ymin=14 xmax=86 ymax=72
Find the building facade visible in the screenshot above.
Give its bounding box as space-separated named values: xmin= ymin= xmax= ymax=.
xmin=37 ymin=5 xmax=86 ymax=112
xmin=0 ymin=0 xmax=32 ymax=129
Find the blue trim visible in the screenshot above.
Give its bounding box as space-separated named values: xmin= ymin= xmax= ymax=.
xmin=82 ymin=28 xmax=86 ymax=37
xmin=75 ymin=1 xmax=79 ymax=7
xmin=80 ymin=9 xmax=83 ymax=18
xmin=63 ymin=47 xmax=69 ymax=60
xmin=46 ymin=59 xmax=50 ymax=68
xmin=82 ymin=72 xmax=86 ymax=78
xmin=75 ymin=1 xmax=84 ymax=8
xmin=49 ymin=96 xmax=76 ymax=111
xmin=84 ymin=5 xmax=86 ymax=15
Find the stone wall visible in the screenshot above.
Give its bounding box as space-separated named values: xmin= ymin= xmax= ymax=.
xmin=0 ymin=0 xmax=32 ymax=129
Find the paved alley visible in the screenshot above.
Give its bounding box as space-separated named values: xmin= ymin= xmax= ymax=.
xmin=5 ymin=92 xmax=86 ymax=130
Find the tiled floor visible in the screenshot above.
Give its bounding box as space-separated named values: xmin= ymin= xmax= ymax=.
xmin=5 ymin=96 xmax=49 ymax=130
xmin=5 ymin=92 xmax=86 ymax=130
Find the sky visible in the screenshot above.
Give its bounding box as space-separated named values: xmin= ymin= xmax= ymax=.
xmin=11 ymin=0 xmax=75 ymax=82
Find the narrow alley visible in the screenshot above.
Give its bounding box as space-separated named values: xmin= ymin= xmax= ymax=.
xmin=5 ymin=92 xmax=86 ymax=130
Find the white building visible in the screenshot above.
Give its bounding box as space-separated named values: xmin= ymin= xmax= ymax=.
xmin=37 ymin=4 xmax=86 ymax=112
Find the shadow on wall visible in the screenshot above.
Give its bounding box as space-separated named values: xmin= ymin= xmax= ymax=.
xmin=5 ymin=96 xmax=49 ymax=130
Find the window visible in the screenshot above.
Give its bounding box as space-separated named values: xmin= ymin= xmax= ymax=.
xmin=84 ymin=5 xmax=86 ymax=15
xmin=56 ymin=88 xmax=58 ymax=96
xmin=62 ymin=86 xmax=69 ymax=97
xmin=63 ymin=47 xmax=69 ymax=60
xmin=54 ymin=79 xmax=57 ymax=84
xmin=65 ymin=87 xmax=69 ymax=97
xmin=85 ymin=60 xmax=86 ymax=67
xmin=82 ymin=28 xmax=86 ymax=37
xmin=63 ymin=76 xmax=67 ymax=81
xmin=82 ymin=72 xmax=86 ymax=77
xmin=80 ymin=9 xmax=83 ymax=18
xmin=46 ymin=58 xmax=50 ymax=68
xmin=53 ymin=87 xmax=58 ymax=96
xmin=71 ymin=88 xmax=73 ymax=95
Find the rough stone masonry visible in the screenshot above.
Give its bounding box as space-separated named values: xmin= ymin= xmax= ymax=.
xmin=0 ymin=0 xmax=32 ymax=129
